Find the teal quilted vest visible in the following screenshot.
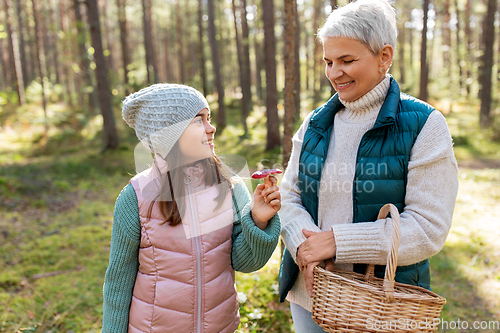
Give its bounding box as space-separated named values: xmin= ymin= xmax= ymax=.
xmin=279 ymin=78 xmax=433 ymax=302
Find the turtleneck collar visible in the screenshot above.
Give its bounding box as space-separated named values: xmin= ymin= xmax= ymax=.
xmin=337 ymin=75 xmax=391 ymax=124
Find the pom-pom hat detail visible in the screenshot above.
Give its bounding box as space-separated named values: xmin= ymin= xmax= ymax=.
xmin=122 ymin=83 xmax=210 ymax=158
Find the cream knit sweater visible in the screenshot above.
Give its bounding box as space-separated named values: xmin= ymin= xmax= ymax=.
xmin=280 ymin=76 xmax=459 ymax=311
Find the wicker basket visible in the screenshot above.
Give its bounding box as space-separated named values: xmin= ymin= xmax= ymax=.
xmin=311 ymin=204 xmax=446 ymax=333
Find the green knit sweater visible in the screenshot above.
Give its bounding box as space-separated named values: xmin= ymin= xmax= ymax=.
xmin=102 ymin=180 xmax=281 ymax=332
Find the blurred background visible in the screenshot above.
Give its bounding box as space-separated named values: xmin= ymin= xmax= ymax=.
xmin=0 ymin=0 xmax=499 ymax=331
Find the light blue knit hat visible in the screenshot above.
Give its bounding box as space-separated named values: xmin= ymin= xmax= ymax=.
xmin=122 ymin=84 xmax=209 ymax=157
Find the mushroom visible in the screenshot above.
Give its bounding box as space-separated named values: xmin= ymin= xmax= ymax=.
xmin=251 ymin=169 xmax=283 ymax=188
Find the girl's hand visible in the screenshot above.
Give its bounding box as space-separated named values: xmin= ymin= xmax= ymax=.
xmin=251 ymin=175 xmax=281 ymax=230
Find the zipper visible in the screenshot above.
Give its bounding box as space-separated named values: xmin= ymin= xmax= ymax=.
xmin=185 ymin=176 xmax=202 ymax=333
xmin=351 ymin=122 xmax=393 ymax=223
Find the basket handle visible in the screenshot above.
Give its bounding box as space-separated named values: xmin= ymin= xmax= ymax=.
xmin=364 ymin=204 xmax=401 ymax=302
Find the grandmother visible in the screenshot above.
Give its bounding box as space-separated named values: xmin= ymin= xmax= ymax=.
xmin=278 ymin=0 xmax=459 ymax=331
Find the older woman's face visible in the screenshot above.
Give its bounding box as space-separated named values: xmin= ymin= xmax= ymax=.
xmin=323 ymin=36 xmax=389 ymax=102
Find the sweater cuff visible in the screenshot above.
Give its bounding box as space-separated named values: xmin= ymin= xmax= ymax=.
xmin=240 ymin=203 xmax=281 ymax=246
xmin=281 ymin=219 xmax=321 ymax=262
xmin=231 ymin=203 xmax=280 ymax=272
xmin=332 ymin=219 xmax=390 ymax=264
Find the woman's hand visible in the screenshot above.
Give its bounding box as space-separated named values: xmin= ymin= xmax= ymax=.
xmin=297 ymin=229 xmax=336 ymax=271
xmin=303 ymin=258 xmax=335 ymax=296
xmin=251 ymin=175 xmax=281 ymax=230
xmin=303 ymin=261 xmax=320 ymax=296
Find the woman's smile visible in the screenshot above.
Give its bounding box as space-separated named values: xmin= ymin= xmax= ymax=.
xmin=336 ymin=81 xmax=354 ymax=89
xmin=323 ymin=36 xmax=388 ymax=102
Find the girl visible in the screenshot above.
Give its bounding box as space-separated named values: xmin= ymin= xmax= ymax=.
xmin=102 ymin=84 xmax=281 ymax=333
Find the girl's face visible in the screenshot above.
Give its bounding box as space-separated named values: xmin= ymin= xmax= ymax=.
xmin=178 ymin=108 xmax=216 ymax=164
xmin=323 ymin=36 xmax=392 ymax=102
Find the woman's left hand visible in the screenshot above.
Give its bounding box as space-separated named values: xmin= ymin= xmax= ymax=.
xmin=251 ymin=175 xmax=281 ymax=230
xmin=303 ymin=258 xmax=335 ymax=296
xmin=297 ymin=229 xmax=336 ymax=271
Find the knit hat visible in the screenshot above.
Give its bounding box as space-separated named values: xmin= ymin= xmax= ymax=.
xmin=122 ymin=83 xmax=210 ymax=158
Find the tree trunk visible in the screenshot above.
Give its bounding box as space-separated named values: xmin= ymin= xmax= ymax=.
xmin=31 ymin=0 xmax=48 ymax=134
xmin=47 ymin=0 xmax=62 ymax=84
xmin=443 ymin=0 xmax=451 ymax=80
xmin=40 ymin=1 xmax=54 ymax=83
xmin=294 ymin=0 xmax=301 ymax=121
xmin=15 ymin=0 xmax=29 ymax=87
xmin=398 ymin=16 xmax=405 ymax=87
xmin=240 ymin=0 xmax=253 ymax=117
xmin=169 ymin=8 xmax=179 ymax=82
xmin=4 ymin=0 xmax=25 ymax=105
xmin=164 ymin=27 xmax=174 ymax=83
xmin=185 ymin=3 xmax=197 ymax=84
xmin=283 ymin=0 xmax=296 ymax=169
xmin=305 ymin=32 xmax=310 ymax=91
xmin=218 ymin=3 xmax=231 ymax=89
xmin=465 ymin=0 xmax=472 ymax=96
xmin=11 ymin=28 xmax=25 ymax=104
xmin=23 ymin=3 xmax=34 ymax=84
xmin=55 ymin=1 xmax=69 ymax=105
xmin=262 ymin=0 xmax=280 ymax=150
xmin=207 ymin=0 xmax=226 ymax=131
xmin=176 ymin=1 xmax=186 ymax=83
xmin=73 ymin=0 xmax=97 ymax=114
xmin=312 ymin=0 xmax=322 ymax=106
xmin=197 ymin=0 xmax=208 ymax=95
xmin=479 ymin=0 xmax=497 ymax=128
xmin=454 ymin=0 xmax=463 ymax=92
xmin=116 ymin=0 xmax=130 ymax=86
xmin=254 ymin=35 xmax=263 ymax=102
xmin=49 ymin=0 xmax=67 ymax=105
xmin=428 ymin=12 xmax=435 ymax=80
xmin=142 ymin=0 xmax=158 ymax=84
xmin=419 ymin=0 xmax=429 ymax=101
xmin=59 ymin=0 xmax=75 ymax=106
xmin=141 ymin=0 xmax=151 ymax=83
xmin=408 ymin=9 xmax=414 ymax=69
xmin=29 ymin=13 xmax=38 ymax=81
xmin=0 ymin=38 xmax=8 ymax=90
xmin=85 ymin=0 xmax=119 ymax=150
xmin=99 ymin=0 xmax=115 ymax=73
xmin=69 ymin=2 xmax=83 ymax=106
xmin=498 ymin=1 xmax=500 ymax=82
xmin=232 ymin=0 xmax=249 ymax=135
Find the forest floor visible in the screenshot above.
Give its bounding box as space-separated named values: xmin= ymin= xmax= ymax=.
xmin=0 ymin=99 xmax=499 ymax=332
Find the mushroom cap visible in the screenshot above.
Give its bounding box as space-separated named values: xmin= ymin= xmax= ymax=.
xmin=251 ymin=168 xmax=283 ymax=179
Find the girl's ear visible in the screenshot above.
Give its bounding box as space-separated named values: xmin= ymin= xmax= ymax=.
xmin=379 ymin=44 xmax=394 ymax=72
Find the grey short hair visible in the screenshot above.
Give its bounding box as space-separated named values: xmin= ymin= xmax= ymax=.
xmin=318 ymin=0 xmax=397 ymax=56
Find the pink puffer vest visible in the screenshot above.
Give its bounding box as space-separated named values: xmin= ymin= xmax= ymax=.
xmin=128 ymin=168 xmax=239 ymax=333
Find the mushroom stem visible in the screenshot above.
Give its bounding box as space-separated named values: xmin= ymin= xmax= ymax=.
xmin=264 ymin=176 xmax=272 ymax=189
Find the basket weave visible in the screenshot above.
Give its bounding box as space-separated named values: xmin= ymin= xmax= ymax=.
xmin=311 ymin=204 xmax=446 ymax=333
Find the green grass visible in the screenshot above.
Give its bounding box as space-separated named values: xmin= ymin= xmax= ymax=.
xmin=1 ymin=96 xmax=500 ymax=332
xmin=431 ymin=168 xmax=500 ymax=332
xmin=0 ymin=147 xmax=132 ymax=332
xmin=440 ymin=99 xmax=500 ymax=162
